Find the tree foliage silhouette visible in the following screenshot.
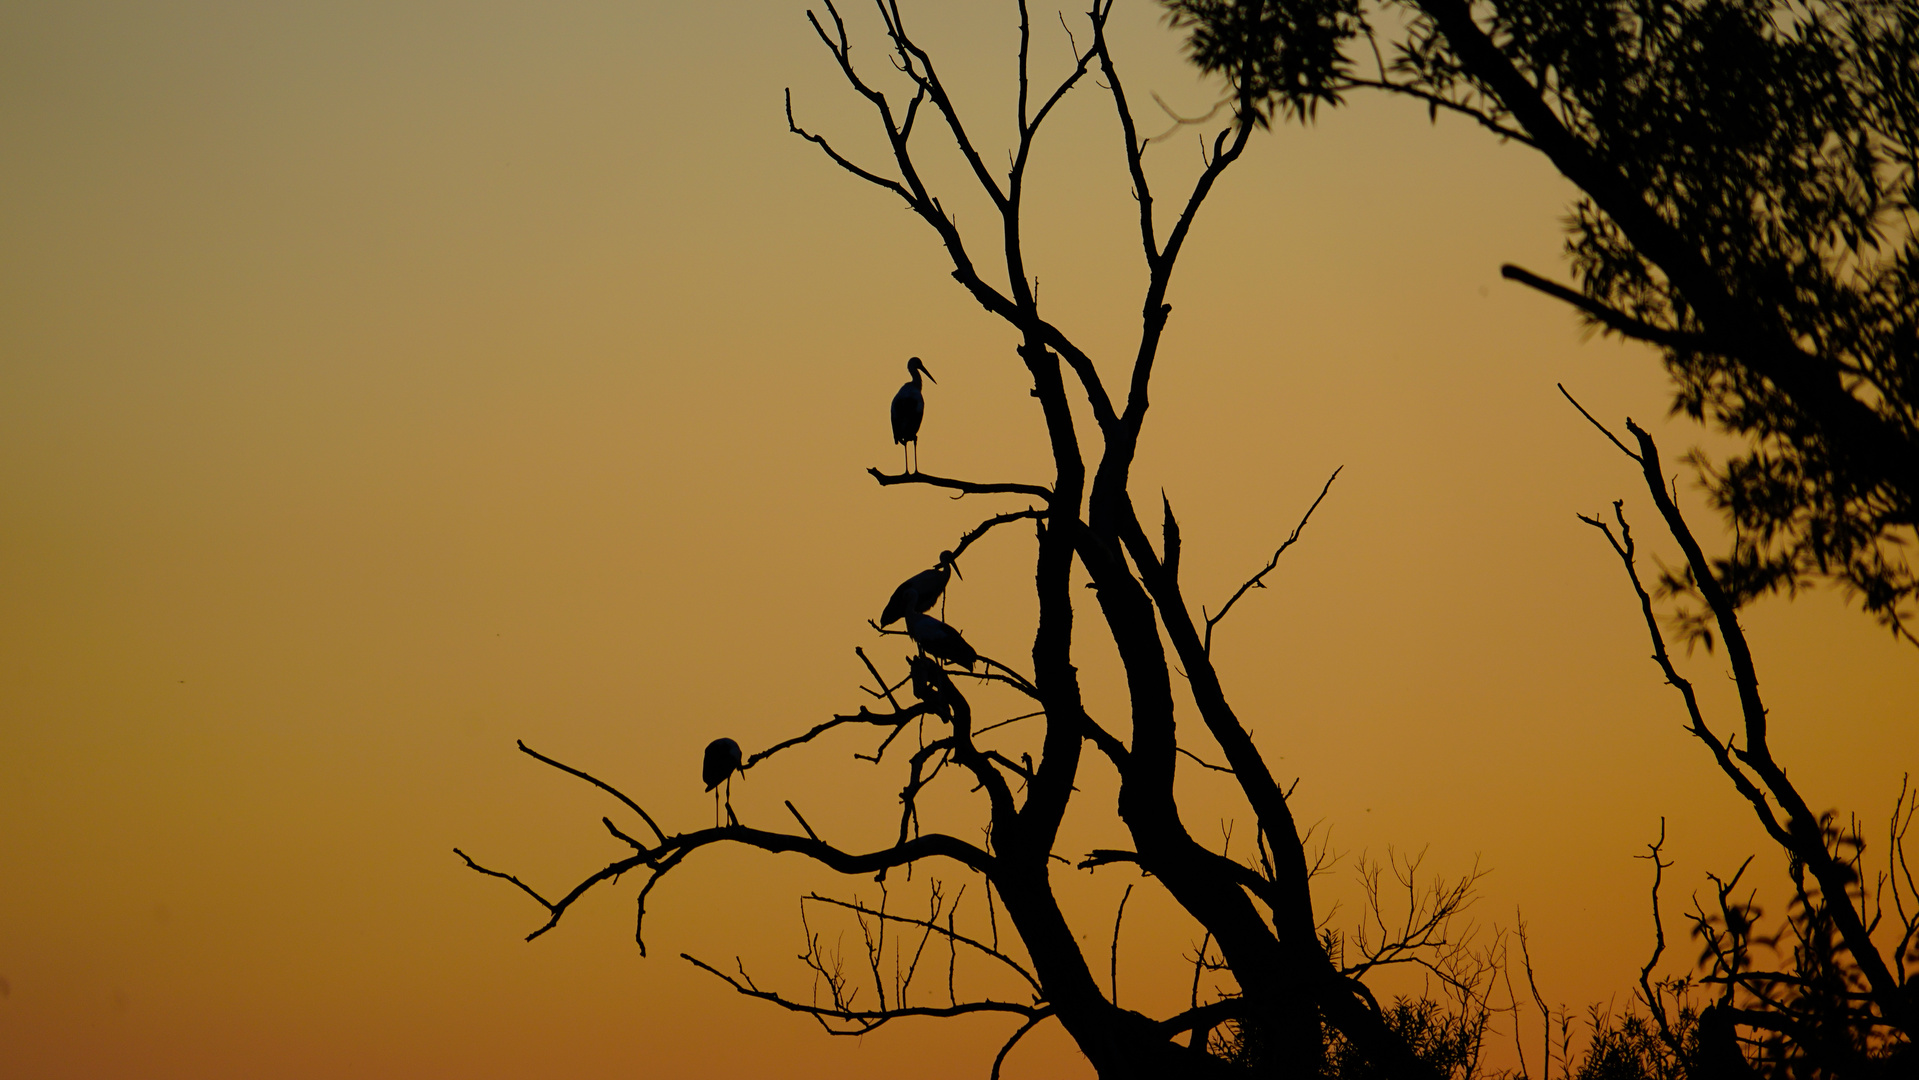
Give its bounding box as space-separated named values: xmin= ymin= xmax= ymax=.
xmin=457 ymin=2 xmax=1491 ymax=1077
xmin=1160 ymin=2 xmax=1919 ymax=1074
xmin=1165 ymin=0 xmax=1919 ymax=644
xmin=1565 ymin=407 xmax=1918 ymax=1079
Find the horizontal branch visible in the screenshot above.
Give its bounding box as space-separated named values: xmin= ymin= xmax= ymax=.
xmin=1336 ymin=77 xmax=1537 ymax=146
xmin=868 ymin=467 xmax=1052 ymax=500
xmin=1079 ymin=848 xmax=1140 ymax=871
xmin=745 ymin=704 xmax=930 ymax=770
xmin=1502 ymin=264 xmax=1713 ymax=352
xmin=459 ymin=821 xmax=996 ymax=944
xmin=684 ymin=953 xmax=1043 ymax=1034
xmin=950 ymin=507 xmax=1049 ymax=563
xmin=1157 ymin=997 xmax=1240 ymax=1039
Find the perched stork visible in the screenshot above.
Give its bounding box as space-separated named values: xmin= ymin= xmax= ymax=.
xmin=890 ymin=357 xmax=936 ymax=473
xmin=880 ymin=550 xmax=959 ymax=627
xmin=904 ymin=611 xmax=978 ymax=670
xmin=702 ymin=737 xmax=742 ymax=827
xmin=909 ymin=654 xmax=956 ymax=709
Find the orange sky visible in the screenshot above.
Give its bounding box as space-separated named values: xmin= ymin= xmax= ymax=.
xmin=2 ymin=2 xmax=1912 ymax=1077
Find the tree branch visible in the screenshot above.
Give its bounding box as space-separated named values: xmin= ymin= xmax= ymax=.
xmin=1503 ymin=264 xmax=1711 ymax=352
xmin=1577 ymin=500 xmax=1791 ymax=848
xmin=786 ymin=88 xmax=914 ymax=204
xmin=805 ymin=891 xmax=1043 ymax=995
xmin=459 ymin=822 xmax=995 ymax=947
xmin=683 ymin=952 xmax=1041 ymax=1034
xmin=990 ymin=1007 xmax=1057 ymax=1080
xmin=744 ymin=704 xmax=931 ymax=769
xmin=869 ymin=467 xmax=1052 ymax=500
xmin=1335 ymin=77 xmax=1538 ymax=146
xmin=516 ymin=740 xmax=666 ymax=846
xmin=1204 ymin=467 xmax=1341 ymax=653
xmin=950 ymin=507 xmax=1049 ymax=562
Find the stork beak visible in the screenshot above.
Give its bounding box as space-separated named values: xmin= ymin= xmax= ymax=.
xmin=920 ymin=363 xmax=937 ymax=384
xmin=950 ymin=560 xmax=962 ymax=580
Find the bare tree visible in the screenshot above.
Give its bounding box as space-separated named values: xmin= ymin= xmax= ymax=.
xmin=456 ymin=2 xmax=1482 ymax=1077
xmin=1569 ymin=392 xmax=1919 ymax=1078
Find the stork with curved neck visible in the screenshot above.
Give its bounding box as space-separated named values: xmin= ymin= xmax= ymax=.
xmin=890 ymin=356 xmax=936 ymax=473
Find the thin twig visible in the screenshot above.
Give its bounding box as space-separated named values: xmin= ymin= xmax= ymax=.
xmin=804 ymin=891 xmax=1042 ymax=993
xmin=517 ymin=740 xmax=666 ymax=846
xmin=1636 ymin=817 xmax=1680 ymax=1053
xmin=1556 ymin=383 xmax=1639 ymax=461
xmin=1176 ymin=745 xmax=1234 ymax=774
xmin=1205 ymin=467 xmax=1342 ymax=652
xmin=747 ymin=705 xmax=927 ymax=769
xmin=682 ymin=952 xmax=1039 ymax=1034
xmin=973 ymin=709 xmax=1045 ymax=737
xmin=1110 ymin=882 xmax=1135 ymax=1005
xmin=856 ymin=646 xmax=905 ymax=713
xmin=454 ymin=848 xmax=552 ymax=911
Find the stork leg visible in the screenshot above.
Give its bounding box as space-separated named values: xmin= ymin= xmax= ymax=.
xmin=901 ymin=442 xmax=910 ymax=474
xmin=713 ymin=787 xmax=721 ymax=830
xmin=724 ymin=775 xmax=737 ymax=827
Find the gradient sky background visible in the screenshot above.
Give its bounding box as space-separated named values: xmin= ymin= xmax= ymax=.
xmin=2 ymin=2 xmax=1913 ymax=1077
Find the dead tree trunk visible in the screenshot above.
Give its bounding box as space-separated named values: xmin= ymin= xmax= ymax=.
xmin=461 ymin=3 xmax=1476 ymax=1076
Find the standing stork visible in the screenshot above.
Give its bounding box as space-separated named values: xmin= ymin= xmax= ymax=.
xmin=702 ymin=737 xmax=742 ymax=828
xmin=890 ymin=357 xmax=936 ymax=473
xmin=880 ymin=550 xmax=959 ymax=627
xmin=904 ymin=611 xmax=978 ymax=670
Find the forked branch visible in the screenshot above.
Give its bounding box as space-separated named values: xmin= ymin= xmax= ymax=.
xmin=458 ymin=822 xmax=992 ymax=949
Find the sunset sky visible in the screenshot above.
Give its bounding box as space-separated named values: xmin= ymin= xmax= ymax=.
xmin=2 ymin=2 xmax=1912 ymax=1077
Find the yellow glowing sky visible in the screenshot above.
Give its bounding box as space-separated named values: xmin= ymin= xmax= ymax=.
xmin=2 ymin=2 xmax=1912 ymax=1077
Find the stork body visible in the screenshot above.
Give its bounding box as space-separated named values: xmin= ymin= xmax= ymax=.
xmin=904 ymin=611 xmax=978 ymax=670
xmin=890 ymin=357 xmax=936 ymax=473
xmin=702 ymin=737 xmax=742 ymax=827
xmin=880 ymin=551 xmax=957 ymax=627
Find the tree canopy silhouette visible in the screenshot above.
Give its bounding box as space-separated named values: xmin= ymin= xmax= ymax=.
xmin=1166 ymin=0 xmax=1919 ymax=643
xmin=456 ymin=2 xmax=1917 ymax=1077
xmin=1160 ymin=2 xmax=1919 ymax=1073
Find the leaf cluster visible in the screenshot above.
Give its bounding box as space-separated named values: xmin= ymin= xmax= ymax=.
xmin=1167 ymin=0 xmax=1919 ymax=641
xmin=1163 ymin=0 xmax=1366 ymax=123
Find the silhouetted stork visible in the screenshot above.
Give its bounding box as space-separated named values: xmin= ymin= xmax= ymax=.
xmin=909 ymin=654 xmax=956 ymax=709
xmin=702 ymin=737 xmax=742 ymax=827
xmin=890 ymin=357 xmax=936 ymax=473
xmin=904 ymin=611 xmax=978 ymax=670
xmin=880 ymin=550 xmax=959 ymax=627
